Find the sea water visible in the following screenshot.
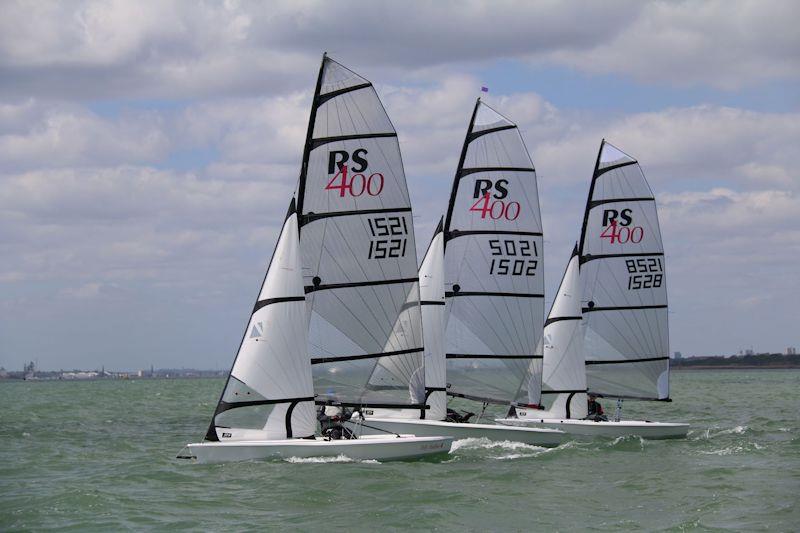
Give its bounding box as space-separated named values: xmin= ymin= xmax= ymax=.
xmin=1 ymin=370 xmax=797 ymax=530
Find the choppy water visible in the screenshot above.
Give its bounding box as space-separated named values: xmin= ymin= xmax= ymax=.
xmin=1 ymin=370 xmax=798 ymax=531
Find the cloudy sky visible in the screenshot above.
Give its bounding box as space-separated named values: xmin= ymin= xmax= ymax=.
xmin=1 ymin=0 xmax=798 ymax=371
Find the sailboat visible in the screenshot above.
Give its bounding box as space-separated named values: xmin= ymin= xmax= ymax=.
xmin=495 ymin=140 xmax=689 ymax=439
xmin=346 ymin=99 xmax=563 ymax=446
xmin=178 ymin=55 xmax=453 ymax=463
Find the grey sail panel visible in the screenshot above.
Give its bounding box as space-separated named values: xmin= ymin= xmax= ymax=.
xmin=296 ymin=56 xmax=423 ymax=408
xmin=579 ymin=141 xmax=670 ymax=400
xmin=443 ymin=100 xmax=544 ymax=405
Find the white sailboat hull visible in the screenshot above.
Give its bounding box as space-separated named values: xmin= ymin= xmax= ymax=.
xmin=178 ymin=435 xmax=453 ymax=464
xmin=346 ymin=417 xmax=565 ymax=446
xmin=494 ymin=417 xmax=689 ymax=439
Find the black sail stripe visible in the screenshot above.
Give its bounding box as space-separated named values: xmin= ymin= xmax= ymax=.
xmin=586 ymin=356 xmax=669 ymax=365
xmin=301 ymin=207 xmax=411 ymax=225
xmin=458 ymin=166 xmax=535 ymax=177
xmin=541 ymin=389 xmax=588 ymax=394
xmin=215 ymin=396 xmax=315 ymax=415
xmin=446 ymin=291 xmax=544 ymax=298
xmin=544 ymin=315 xmax=582 ymax=327
xmin=310 ymin=132 xmax=397 ymax=150
xmin=580 ymin=252 xmax=664 ymax=264
xmin=420 ymin=300 xmax=446 ymax=306
xmin=466 ymin=124 xmax=516 ymax=144
xmin=305 ymin=277 xmax=419 ymax=294
xmin=588 ymin=197 xmax=655 ymax=209
xmin=446 ymin=354 xmax=542 ymax=359
xmin=311 ymin=347 xmax=423 ymax=365
xmin=446 ymin=229 xmax=543 ymax=241
xmin=315 ymin=400 xmax=429 ymax=409
xmin=582 ymin=304 xmax=667 ymax=313
xmin=315 ymin=82 xmax=372 ymax=107
xmin=252 ymin=296 xmax=305 ymax=313
xmin=595 ymin=159 xmax=638 ymax=178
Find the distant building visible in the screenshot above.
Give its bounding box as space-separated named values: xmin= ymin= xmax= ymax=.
xmin=787 ymin=347 xmax=797 ymax=355
xmin=673 ymin=351 xmax=682 ymax=360
xmin=744 ymin=349 xmax=755 ymax=356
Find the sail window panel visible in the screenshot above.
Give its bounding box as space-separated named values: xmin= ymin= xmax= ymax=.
xmin=582 ymin=200 xmax=663 ymax=257
xmin=312 ymin=86 xmax=393 ymax=138
xmin=312 ymin=353 xmax=423 ymax=405
xmin=302 ymin=137 xmax=409 ymax=215
xmin=598 ymin=143 xmax=636 ymax=169
xmin=584 ymin=307 xmax=669 ymax=362
xmin=444 ymin=234 xmax=543 ymax=295
xmin=448 ymin=170 xmax=543 ymax=233
xmin=514 ymin=358 xmax=543 ymax=406
xmin=592 ymin=163 xmax=653 ymax=201
xmin=446 ymin=357 xmax=532 ymax=404
xmin=463 ymin=128 xmax=535 ymax=170
xmin=586 ymin=358 xmax=669 ymax=400
xmin=215 ymin=403 xmax=278 ymax=430
xmin=445 ymin=294 xmax=543 ymax=361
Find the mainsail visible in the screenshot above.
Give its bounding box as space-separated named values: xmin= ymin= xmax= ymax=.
xmin=540 ymin=245 xmax=588 ymax=419
xmin=442 ymin=99 xmax=544 ymax=405
xmin=578 ymin=140 xmax=670 ymax=400
xmin=205 ymin=201 xmax=316 ymax=441
xmin=295 ymin=55 xmax=424 ymax=410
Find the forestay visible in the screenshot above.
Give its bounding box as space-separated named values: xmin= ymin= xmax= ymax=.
xmin=579 ymin=140 xmax=670 ymax=400
xmin=443 ymin=99 xmax=544 ymax=405
xmin=205 ymin=202 xmax=316 ymax=441
xmin=295 ymin=55 xmax=424 ymax=410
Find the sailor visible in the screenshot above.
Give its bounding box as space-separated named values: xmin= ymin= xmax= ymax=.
xmin=587 ymin=394 xmax=607 ymax=421
xmin=317 ymin=404 xmax=354 ymax=439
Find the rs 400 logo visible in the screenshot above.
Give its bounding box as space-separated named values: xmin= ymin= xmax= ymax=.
xmin=469 ymin=179 xmax=520 ymax=220
xmin=325 ymin=149 xmax=384 ymax=197
xmin=600 ymin=208 xmax=644 ymax=244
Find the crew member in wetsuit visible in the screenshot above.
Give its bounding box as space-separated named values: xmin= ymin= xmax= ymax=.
xmin=586 ymin=394 xmax=607 ymax=421
xmin=317 ymin=405 xmax=354 ymax=439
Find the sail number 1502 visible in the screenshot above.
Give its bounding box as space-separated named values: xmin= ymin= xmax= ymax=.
xmin=489 ymin=239 xmax=538 ymax=276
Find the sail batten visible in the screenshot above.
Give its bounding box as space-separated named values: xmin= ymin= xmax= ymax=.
xmin=442 ymin=99 xmax=545 ymax=406
xmin=578 ymin=140 xmax=670 ymax=401
xmin=295 ymin=56 xmax=423 ymax=408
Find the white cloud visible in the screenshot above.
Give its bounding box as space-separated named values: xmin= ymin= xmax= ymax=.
xmin=1 ymin=1 xmax=797 ymax=100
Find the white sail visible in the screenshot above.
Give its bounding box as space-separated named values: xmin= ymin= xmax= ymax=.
xmin=579 ymin=140 xmax=670 ymax=400
xmin=295 ymin=55 xmax=424 ymax=410
xmin=443 ymin=99 xmax=544 ymax=405
xmin=205 ymin=202 xmax=316 ymax=441
xmin=540 ymin=245 xmax=588 ymax=419
xmin=419 ymin=220 xmax=447 ymax=420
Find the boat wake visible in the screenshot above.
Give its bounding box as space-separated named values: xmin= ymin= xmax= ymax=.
xmin=449 ymin=438 xmax=547 ymax=460
xmin=283 ymin=455 xmax=381 ymax=464
xmin=691 ymin=425 xmax=749 ymax=440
